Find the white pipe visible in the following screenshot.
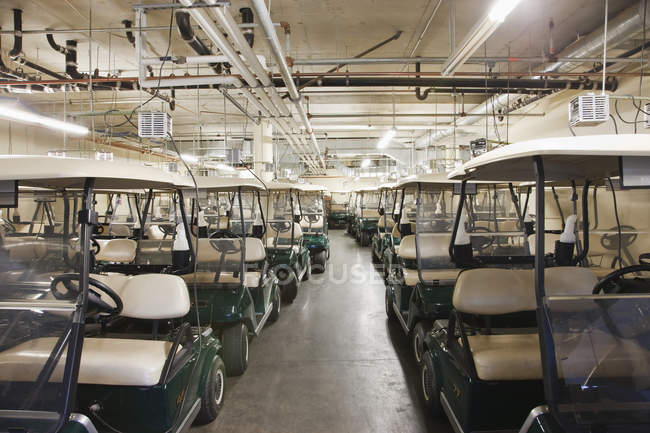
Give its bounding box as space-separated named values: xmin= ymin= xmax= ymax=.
xmin=249 ymin=0 xmax=324 ymax=170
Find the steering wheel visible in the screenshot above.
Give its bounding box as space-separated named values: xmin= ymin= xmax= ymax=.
xmin=470 ymin=226 xmax=494 ymax=252
xmin=159 ymin=224 xmax=176 ymax=236
xmin=639 ymin=253 xmax=650 ymax=265
xmin=270 ymin=221 xmax=292 ymax=233
xmin=50 ymin=273 xmax=123 ymax=316
xmin=91 ymin=238 xmax=101 ymax=255
xmin=304 ymin=214 xmax=320 ymax=223
xmin=94 ymin=225 xmax=105 ymax=235
xmin=208 ymin=230 xmax=242 ymax=254
xmin=592 ymin=264 xmax=650 ymax=294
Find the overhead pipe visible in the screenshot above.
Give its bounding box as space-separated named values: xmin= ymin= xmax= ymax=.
xmin=415 ymin=61 xmax=432 ymax=100
xmin=542 ymin=0 xmax=650 ymax=74
xmin=122 ymin=19 xmax=154 ymax=77
xmin=240 ymin=8 xmax=255 ymax=47
xmin=9 ymin=9 xmax=22 ymax=58
xmin=182 ymin=0 xmax=319 ymax=170
xmin=270 ymin=76 xmax=618 ymax=91
xmin=249 ymin=0 xmax=325 ymax=169
xmin=175 ymin=11 xmax=226 ymax=74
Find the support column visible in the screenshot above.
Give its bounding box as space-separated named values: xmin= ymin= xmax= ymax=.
xmin=253 ymin=120 xmax=274 ymax=181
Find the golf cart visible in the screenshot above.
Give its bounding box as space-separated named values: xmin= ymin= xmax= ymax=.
xmin=371 ymin=183 xmax=397 ymax=267
xmin=264 ymin=182 xmax=311 ymax=303
xmin=346 ymin=190 xmax=358 ymax=236
xmin=381 ymin=187 xmax=416 ymax=281
xmin=420 ymin=134 xmax=650 ymax=433
xmin=0 ymin=156 xmax=225 ymax=433
xmin=354 ymin=187 xmax=381 ymax=247
xmin=298 ymin=184 xmax=330 ymax=273
xmin=328 ymin=191 xmax=350 ymax=228
xmin=182 ymin=177 xmax=281 ymax=376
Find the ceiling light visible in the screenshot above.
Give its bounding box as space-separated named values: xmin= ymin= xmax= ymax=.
xmin=377 ymin=128 xmax=396 ymax=149
xmin=489 ymin=0 xmax=522 ymax=22
xmin=441 ymin=0 xmax=522 ymax=76
xmin=361 ymin=159 xmax=372 ymax=168
xmin=0 ymin=104 xmax=88 ymax=135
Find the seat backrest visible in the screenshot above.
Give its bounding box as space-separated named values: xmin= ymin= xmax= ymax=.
xmin=145 ymin=225 xmax=165 ymax=240
xmin=331 ymin=204 xmax=346 ymax=211
xmin=453 ymin=267 xmax=598 ymax=315
xmin=397 ymin=233 xmax=451 ymax=260
xmin=196 ymin=237 xmax=265 ymax=264
xmin=3 ymin=236 xmax=48 ymax=262
xmin=527 ymin=233 xmax=560 ymax=255
xmin=109 ymin=224 xmax=131 ymax=237
xmin=95 ymin=239 xmax=137 ymax=263
xmin=119 ymin=274 xmax=190 ymax=319
xmin=362 ymin=209 xmax=380 ymax=219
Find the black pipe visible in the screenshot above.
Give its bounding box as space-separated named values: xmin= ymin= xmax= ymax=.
xmin=415 ymin=61 xmax=432 ymax=100
xmin=65 ymin=40 xmax=86 ymax=80
xmin=122 ymin=20 xmax=136 ymax=47
xmin=12 ymin=57 xmax=67 ymax=80
xmin=240 ymin=7 xmax=254 ymax=48
xmin=589 ymin=40 xmax=650 ymax=73
xmin=9 ymin=9 xmax=22 ymax=58
xmin=273 ymin=76 xmax=619 ymax=91
xmin=175 ymin=11 xmax=224 ymax=74
xmin=46 ymin=32 xmax=68 ymax=54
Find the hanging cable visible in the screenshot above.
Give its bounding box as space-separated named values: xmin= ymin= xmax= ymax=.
xmin=607 ymin=177 xmax=623 ymax=270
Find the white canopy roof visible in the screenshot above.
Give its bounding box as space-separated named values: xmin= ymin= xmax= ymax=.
xmin=266 ymin=181 xmax=309 ymax=191
xmin=0 ymin=156 xmax=184 ymax=189
xmin=449 ymin=134 xmax=650 ymax=182
xmin=191 ymin=176 xmax=264 ymax=192
xmin=299 ymin=183 xmax=326 ymax=192
xmin=395 ymin=173 xmax=457 ymax=189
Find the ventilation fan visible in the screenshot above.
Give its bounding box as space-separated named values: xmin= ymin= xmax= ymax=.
xmin=138 ymin=112 xmax=172 ymax=138
xmin=568 ymin=94 xmax=609 ymax=127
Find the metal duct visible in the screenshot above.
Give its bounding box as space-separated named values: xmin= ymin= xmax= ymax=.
xmin=543 ymin=0 xmax=650 ymax=73
xmin=175 ymin=11 xmax=225 ymax=74
xmin=9 ymin=9 xmax=22 ymax=58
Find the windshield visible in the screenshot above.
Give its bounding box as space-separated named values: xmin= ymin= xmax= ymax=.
xmin=416 ymin=188 xmax=456 ymax=275
xmin=331 ymin=192 xmax=348 ymax=207
xmin=360 ymin=192 xmax=380 ymax=219
xmin=300 ymin=192 xmax=324 ymax=234
xmin=230 ymin=191 xmax=259 ymax=236
xmin=266 ymin=190 xmax=298 ymax=248
xmin=547 ymin=295 xmax=650 ymax=431
xmin=0 ymin=188 xmax=81 ymax=433
xmin=465 ymin=185 xmax=528 ymax=258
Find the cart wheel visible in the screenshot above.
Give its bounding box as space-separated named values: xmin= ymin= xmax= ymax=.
xmin=222 ymin=323 xmax=248 ymax=376
xmin=269 ymin=286 xmax=281 ymax=322
xmin=195 ymin=356 xmax=226 ymax=425
xmin=360 ymin=231 xmax=370 ymax=247
xmin=385 ymin=288 xmax=396 ymax=320
xmin=420 ymin=350 xmax=443 ymax=416
xmin=412 ymin=321 xmax=428 ymax=365
xmin=302 ymin=258 xmax=311 ymax=281
xmin=383 ymin=258 xmax=390 ymax=280
xmin=279 ymin=270 xmax=298 ymax=303
xmin=312 ymin=250 xmax=327 ymax=274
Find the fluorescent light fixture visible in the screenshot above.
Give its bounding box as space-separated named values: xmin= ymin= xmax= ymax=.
xmin=377 ymin=128 xmax=396 ymax=149
xmin=361 ymin=159 xmax=372 ymax=168
xmin=441 ymin=0 xmax=522 ymax=76
xmin=180 ymin=154 xmax=198 ymax=164
xmin=0 ymin=104 xmax=88 ymax=135
xmin=489 ymin=0 xmax=522 ymax=22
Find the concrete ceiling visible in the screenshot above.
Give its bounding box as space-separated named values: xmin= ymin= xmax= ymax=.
xmin=0 ymin=0 xmax=644 ymax=172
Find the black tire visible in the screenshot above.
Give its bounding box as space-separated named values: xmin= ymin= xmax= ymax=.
xmin=222 ymin=323 xmax=248 ymax=376
xmin=383 ymin=258 xmax=390 ymax=280
xmin=280 ymin=271 xmax=298 ymax=303
xmin=360 ymin=231 xmax=370 ymax=247
xmin=269 ymin=287 xmax=281 ymax=322
xmin=385 ymin=288 xmax=396 ymax=320
xmin=195 ymin=356 xmax=226 ymax=425
xmin=302 ymin=259 xmax=311 ymax=281
xmin=420 ymin=350 xmax=443 ymax=416
xmin=312 ymin=250 xmax=327 ymax=274
xmin=412 ymin=321 xmax=428 ymax=365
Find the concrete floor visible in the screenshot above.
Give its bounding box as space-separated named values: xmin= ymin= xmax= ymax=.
xmin=192 ymin=230 xmax=453 ymax=433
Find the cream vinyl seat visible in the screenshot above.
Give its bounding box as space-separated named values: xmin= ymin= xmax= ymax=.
xmin=377 ymin=215 xmax=395 ymax=236
xmin=182 ymin=237 xmax=266 ymax=287
xmin=95 ymin=239 xmax=137 ymax=263
xmin=2 ymin=236 xmax=48 ymax=261
xmin=266 ymin=222 xmax=303 ymax=253
xmin=397 ymin=234 xmax=458 ymax=286
xmin=453 ymin=267 xmax=598 ymax=381
xmin=0 ymin=274 xmax=190 ymax=387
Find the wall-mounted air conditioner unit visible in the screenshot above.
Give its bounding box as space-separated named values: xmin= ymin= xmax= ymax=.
xmin=138 ymin=112 xmax=172 ymax=138
xmin=568 ymin=94 xmax=609 ymax=127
